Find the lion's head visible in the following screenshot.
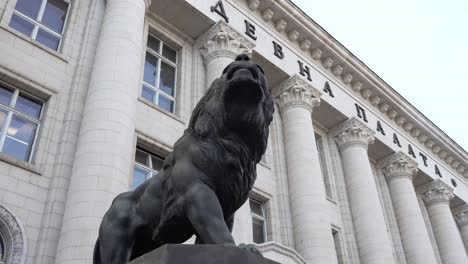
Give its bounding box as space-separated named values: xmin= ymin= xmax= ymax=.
xmin=189 ymin=54 xmax=274 ymax=163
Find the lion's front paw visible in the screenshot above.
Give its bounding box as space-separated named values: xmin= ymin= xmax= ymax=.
xmin=238 ymin=243 xmax=262 ymax=256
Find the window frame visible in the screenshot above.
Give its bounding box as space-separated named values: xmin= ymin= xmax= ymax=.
xmin=0 ymin=84 xmax=44 ymax=162
xmin=132 ymin=147 xmax=165 ymax=189
xmin=250 ymin=198 xmax=268 ymax=244
xmin=142 ymin=33 xmax=178 ymax=114
xmin=10 ymin=0 xmax=72 ymax=51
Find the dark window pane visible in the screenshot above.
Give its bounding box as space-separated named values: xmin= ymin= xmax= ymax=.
xmin=14 ymin=0 xmax=42 ymax=19
xmin=143 ymin=52 xmax=158 ymax=86
xmin=15 ymin=94 xmax=42 ymax=118
xmin=36 ymin=28 xmax=60 ymax=50
xmin=42 ymin=0 xmax=68 ymax=33
xmin=0 ymin=86 xmax=13 ymax=106
xmin=147 ymin=36 xmax=160 ymax=53
xmin=142 ymin=85 xmax=156 ymax=103
xmin=7 ymin=114 xmax=37 ymax=143
xmin=159 ymin=61 xmax=175 ymax=96
xmin=162 ymin=44 xmax=177 ymax=63
xmin=133 ymin=166 xmax=148 ymax=189
xmin=0 ymin=109 xmax=7 ymax=133
xmin=9 ymin=14 xmax=35 ymax=37
xmin=135 ymin=149 xmax=148 ymax=166
xmin=252 ymin=218 xmax=266 ymax=244
xmin=151 ymin=156 xmax=163 ymax=171
xmin=158 ymin=95 xmax=174 ymax=113
xmin=250 ymin=200 xmax=263 ymax=216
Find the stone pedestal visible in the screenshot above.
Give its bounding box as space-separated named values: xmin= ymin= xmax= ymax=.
xmin=129 ymin=244 xmax=279 ymax=264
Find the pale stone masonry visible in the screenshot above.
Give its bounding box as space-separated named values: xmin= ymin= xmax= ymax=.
xmin=0 ymin=0 xmax=468 ymax=264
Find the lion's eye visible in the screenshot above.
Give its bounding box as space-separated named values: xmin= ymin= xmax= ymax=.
xmin=256 ymin=65 xmax=265 ymax=74
xmin=222 ymin=67 xmax=229 ymax=75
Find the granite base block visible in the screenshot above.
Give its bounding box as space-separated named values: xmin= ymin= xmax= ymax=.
xmin=129 ymin=244 xmax=280 ymax=264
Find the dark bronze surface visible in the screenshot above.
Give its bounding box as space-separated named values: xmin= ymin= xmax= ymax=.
xmin=93 ymin=54 xmax=274 ymax=264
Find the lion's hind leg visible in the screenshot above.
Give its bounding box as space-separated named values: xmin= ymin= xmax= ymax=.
xmin=98 ymin=194 xmax=138 ymax=264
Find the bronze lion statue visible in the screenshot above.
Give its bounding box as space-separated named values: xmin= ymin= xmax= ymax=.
xmin=93 ymin=54 xmax=274 ymax=263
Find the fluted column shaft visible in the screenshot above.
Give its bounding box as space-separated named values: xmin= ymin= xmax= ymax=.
xmin=276 ymin=75 xmax=337 ymax=264
xmin=200 ymin=21 xmax=254 ymax=86
xmin=421 ymin=181 xmax=468 ymax=264
xmin=333 ymin=118 xmax=395 ymax=264
xmin=55 ymin=0 xmax=149 ymax=263
xmin=381 ymin=152 xmax=437 ymax=264
xmin=454 ymin=205 xmax=468 ymax=254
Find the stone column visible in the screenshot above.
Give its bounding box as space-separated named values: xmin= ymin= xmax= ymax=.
xmin=200 ymin=21 xmax=255 ymax=86
xmin=276 ymin=75 xmax=338 ymax=264
xmin=421 ymin=180 xmax=468 ymax=264
xmin=55 ymin=0 xmax=150 ymax=263
xmin=454 ymin=205 xmax=468 ymax=253
xmin=332 ymin=118 xmax=395 ymax=264
xmin=381 ymin=152 xmax=437 ymax=264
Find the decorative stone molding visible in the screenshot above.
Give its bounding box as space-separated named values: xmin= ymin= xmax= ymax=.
xmin=248 ymin=0 xmax=260 ymax=11
xmin=332 ymin=118 xmax=375 ymax=151
xmin=411 ymin=128 xmax=421 ymax=137
xmin=200 ymin=21 xmax=255 ymax=64
xmin=332 ymin=64 xmax=343 ymax=76
xmin=370 ymin=96 xmax=381 ymax=106
xmin=275 ymin=75 xmax=321 ymax=114
xmin=352 ymin=81 xmax=363 ymax=91
xmin=105 ymin=0 xmax=152 ymax=8
xmin=256 ymin=242 xmax=307 ymax=264
xmin=322 ymin=57 xmax=334 ymax=68
xmin=311 ymin=48 xmax=322 ymax=60
xmin=262 ymin=8 xmax=274 ymax=21
xmin=418 ymin=134 xmax=428 ymax=143
xmin=387 ymin=110 xmax=398 ymax=120
xmin=288 ymin=30 xmax=299 ymax=41
xmin=0 ymin=205 xmax=26 ymax=264
xmin=342 ymin=73 xmax=353 ymax=84
xmin=240 ymin=0 xmax=468 ymax=181
xmin=276 ymin=19 xmax=287 ymax=32
xmin=396 ymin=116 xmax=406 ymax=126
xmin=425 ymin=140 xmax=435 ymax=149
xmin=300 ymin=39 xmax=311 ymax=51
xmin=379 ymin=103 xmax=390 ymax=113
xmin=420 ymin=180 xmax=454 ymax=206
xmin=454 ymin=205 xmax=468 ymax=227
xmin=381 ymin=152 xmax=418 ymax=182
xmin=361 ymin=89 xmax=372 ymax=99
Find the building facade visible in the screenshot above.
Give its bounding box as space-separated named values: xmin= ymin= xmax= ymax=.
xmin=0 ymin=0 xmax=468 ymax=263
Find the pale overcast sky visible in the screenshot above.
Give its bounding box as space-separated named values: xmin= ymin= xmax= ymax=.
xmin=291 ymin=0 xmax=468 ymax=152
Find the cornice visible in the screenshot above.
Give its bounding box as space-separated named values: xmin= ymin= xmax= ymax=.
xmin=200 ymin=21 xmax=255 ymax=64
xmin=275 ymin=74 xmax=321 ymax=114
xmin=453 ymin=204 xmax=468 ymax=227
xmin=332 ymin=118 xmax=375 ymax=151
xmin=237 ymin=0 xmax=468 ymax=181
xmin=105 ymin=0 xmax=152 ymax=9
xmin=380 ymin=152 xmax=418 ymax=182
xmin=420 ymin=180 xmax=454 ymax=206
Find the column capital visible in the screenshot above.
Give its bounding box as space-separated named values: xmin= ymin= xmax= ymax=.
xmin=332 ymin=118 xmax=375 ymax=150
xmin=275 ymin=75 xmax=321 ymax=114
xmin=200 ymin=21 xmax=255 ymax=64
xmin=454 ymin=204 xmax=468 ymax=227
xmin=381 ymin=152 xmax=418 ymax=182
xmin=420 ymin=180 xmax=454 ymax=206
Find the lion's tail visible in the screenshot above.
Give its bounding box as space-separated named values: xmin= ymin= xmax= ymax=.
xmin=93 ymin=238 xmax=101 ymax=264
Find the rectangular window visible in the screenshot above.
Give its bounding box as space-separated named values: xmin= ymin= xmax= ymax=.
xmin=9 ymin=0 xmax=71 ymax=51
xmin=141 ymin=34 xmax=177 ymax=113
xmin=0 ymin=83 xmax=43 ymax=162
xmin=132 ymin=148 xmax=164 ymax=189
xmin=250 ymin=198 xmax=267 ymax=244
xmin=316 ymin=134 xmax=333 ymax=199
